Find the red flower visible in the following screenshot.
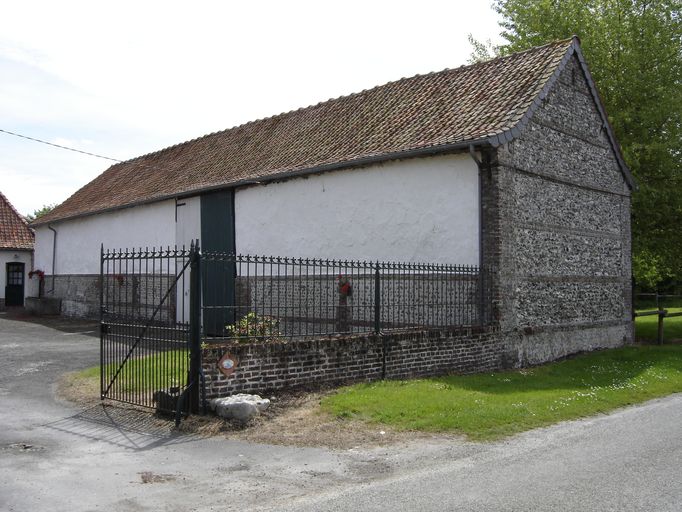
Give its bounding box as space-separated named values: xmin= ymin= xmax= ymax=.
xmin=29 ymin=269 xmax=45 ymax=281
xmin=337 ymin=275 xmax=353 ymax=297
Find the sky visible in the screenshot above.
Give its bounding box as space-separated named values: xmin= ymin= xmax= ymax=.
xmin=0 ymin=0 xmax=502 ymax=217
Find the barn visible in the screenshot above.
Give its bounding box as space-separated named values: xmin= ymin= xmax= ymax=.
xmin=32 ymin=37 xmax=634 ymax=368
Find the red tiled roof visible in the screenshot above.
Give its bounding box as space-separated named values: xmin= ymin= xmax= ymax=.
xmin=37 ymin=38 xmax=585 ymax=225
xmin=0 ymin=191 xmax=34 ymax=250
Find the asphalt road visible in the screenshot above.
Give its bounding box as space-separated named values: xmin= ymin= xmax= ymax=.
xmin=0 ymin=312 xmax=680 ymax=512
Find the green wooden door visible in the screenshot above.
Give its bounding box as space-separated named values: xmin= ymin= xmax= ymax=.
xmin=200 ymin=190 xmax=235 ymax=335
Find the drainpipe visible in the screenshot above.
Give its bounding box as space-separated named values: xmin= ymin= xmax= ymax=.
xmin=468 ymin=145 xmax=485 ymax=269
xmin=469 ymin=145 xmax=487 ymax=326
xmin=48 ymin=224 xmax=57 ymax=295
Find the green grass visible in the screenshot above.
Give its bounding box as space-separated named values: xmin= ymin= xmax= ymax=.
xmin=321 ymin=345 xmax=682 ymax=441
xmin=77 ymin=349 xmax=189 ymax=394
xmin=635 ymin=307 xmax=682 ymax=342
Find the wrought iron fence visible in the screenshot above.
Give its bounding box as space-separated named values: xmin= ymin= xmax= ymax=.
xmin=99 ymin=243 xmax=494 ymax=419
xmin=201 ymin=252 xmax=493 ymax=341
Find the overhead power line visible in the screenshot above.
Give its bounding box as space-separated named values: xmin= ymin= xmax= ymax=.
xmin=0 ymin=128 xmax=123 ymax=162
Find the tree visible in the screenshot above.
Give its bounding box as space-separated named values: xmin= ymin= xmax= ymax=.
xmin=473 ymin=0 xmax=682 ymax=289
xmin=25 ymin=203 xmax=57 ymax=222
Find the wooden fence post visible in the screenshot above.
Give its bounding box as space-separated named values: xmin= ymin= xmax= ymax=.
xmin=657 ymin=310 xmax=667 ymax=345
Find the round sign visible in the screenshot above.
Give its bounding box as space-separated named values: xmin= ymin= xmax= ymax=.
xmin=218 ymin=353 xmax=238 ymax=376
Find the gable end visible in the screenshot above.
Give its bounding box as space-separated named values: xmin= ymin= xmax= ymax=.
xmin=490 ymin=37 xmax=634 ymax=190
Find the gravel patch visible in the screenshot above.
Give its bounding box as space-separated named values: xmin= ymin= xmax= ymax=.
xmin=57 ymin=372 xmax=451 ymax=449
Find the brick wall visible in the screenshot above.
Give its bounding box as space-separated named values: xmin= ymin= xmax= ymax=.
xmin=202 ymin=328 xmax=502 ymax=399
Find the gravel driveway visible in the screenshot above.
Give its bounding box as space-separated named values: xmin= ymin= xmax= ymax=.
xmin=1 ymin=312 xmax=680 ymax=512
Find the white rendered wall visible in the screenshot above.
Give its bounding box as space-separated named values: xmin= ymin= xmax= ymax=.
xmin=32 ymin=153 xmax=480 ymax=275
xmin=175 ymin=195 xmax=201 ymax=320
xmin=0 ymin=250 xmax=36 ymax=300
xmin=175 ymin=196 xmax=201 ymax=249
xmin=235 ymin=153 xmax=480 ymax=264
xmin=34 ymin=200 xmax=178 ymax=275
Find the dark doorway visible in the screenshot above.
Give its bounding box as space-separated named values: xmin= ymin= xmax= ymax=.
xmin=5 ymin=262 xmax=25 ymax=306
xmin=200 ymin=189 xmax=236 ymax=335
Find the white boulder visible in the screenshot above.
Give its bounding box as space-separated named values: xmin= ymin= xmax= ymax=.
xmin=209 ymin=394 xmax=271 ymax=422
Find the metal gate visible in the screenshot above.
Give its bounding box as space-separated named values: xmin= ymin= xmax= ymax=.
xmin=100 ymin=242 xmax=202 ymax=420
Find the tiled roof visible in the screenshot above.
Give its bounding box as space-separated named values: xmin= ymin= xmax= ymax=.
xmin=0 ymin=191 xmax=34 ymax=250
xmin=36 ymin=38 xmax=603 ymax=225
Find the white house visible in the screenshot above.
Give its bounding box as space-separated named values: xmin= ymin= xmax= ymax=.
xmin=0 ymin=191 xmax=36 ymax=308
xmin=32 ymin=38 xmax=635 ymax=365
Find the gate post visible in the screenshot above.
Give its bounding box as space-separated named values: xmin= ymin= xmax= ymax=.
xmin=99 ymin=243 xmax=105 ymax=400
xmin=188 ymin=240 xmax=202 ymax=414
xmin=478 ymin=266 xmax=485 ymax=327
xmin=374 ymin=263 xmax=381 ymax=334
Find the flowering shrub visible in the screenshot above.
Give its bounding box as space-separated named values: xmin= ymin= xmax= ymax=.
xmin=28 ymin=269 xmax=45 ymax=281
xmin=226 ymin=312 xmax=281 ymax=343
xmin=337 ymin=274 xmax=353 ymax=297
xmin=29 ymin=269 xmax=46 ymax=298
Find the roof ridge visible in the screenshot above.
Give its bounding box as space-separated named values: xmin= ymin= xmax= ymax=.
xmin=121 ymin=38 xmax=575 ymax=165
xmin=497 ymin=36 xmax=575 ymax=59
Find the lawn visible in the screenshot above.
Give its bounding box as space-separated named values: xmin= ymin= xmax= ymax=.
xmin=77 ymin=349 xmax=189 ymax=394
xmin=635 ymin=307 xmax=682 ymax=342
xmin=321 ymin=345 xmax=682 ymax=441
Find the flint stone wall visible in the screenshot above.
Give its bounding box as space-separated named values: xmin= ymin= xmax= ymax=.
xmin=43 ymin=273 xmax=177 ymax=321
xmin=503 ymin=323 xmax=628 ymax=367
xmin=486 ymin=53 xmax=633 ymax=365
xmin=41 ymin=275 xmax=100 ymax=318
xmin=232 ymin=272 xmax=485 ymax=336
